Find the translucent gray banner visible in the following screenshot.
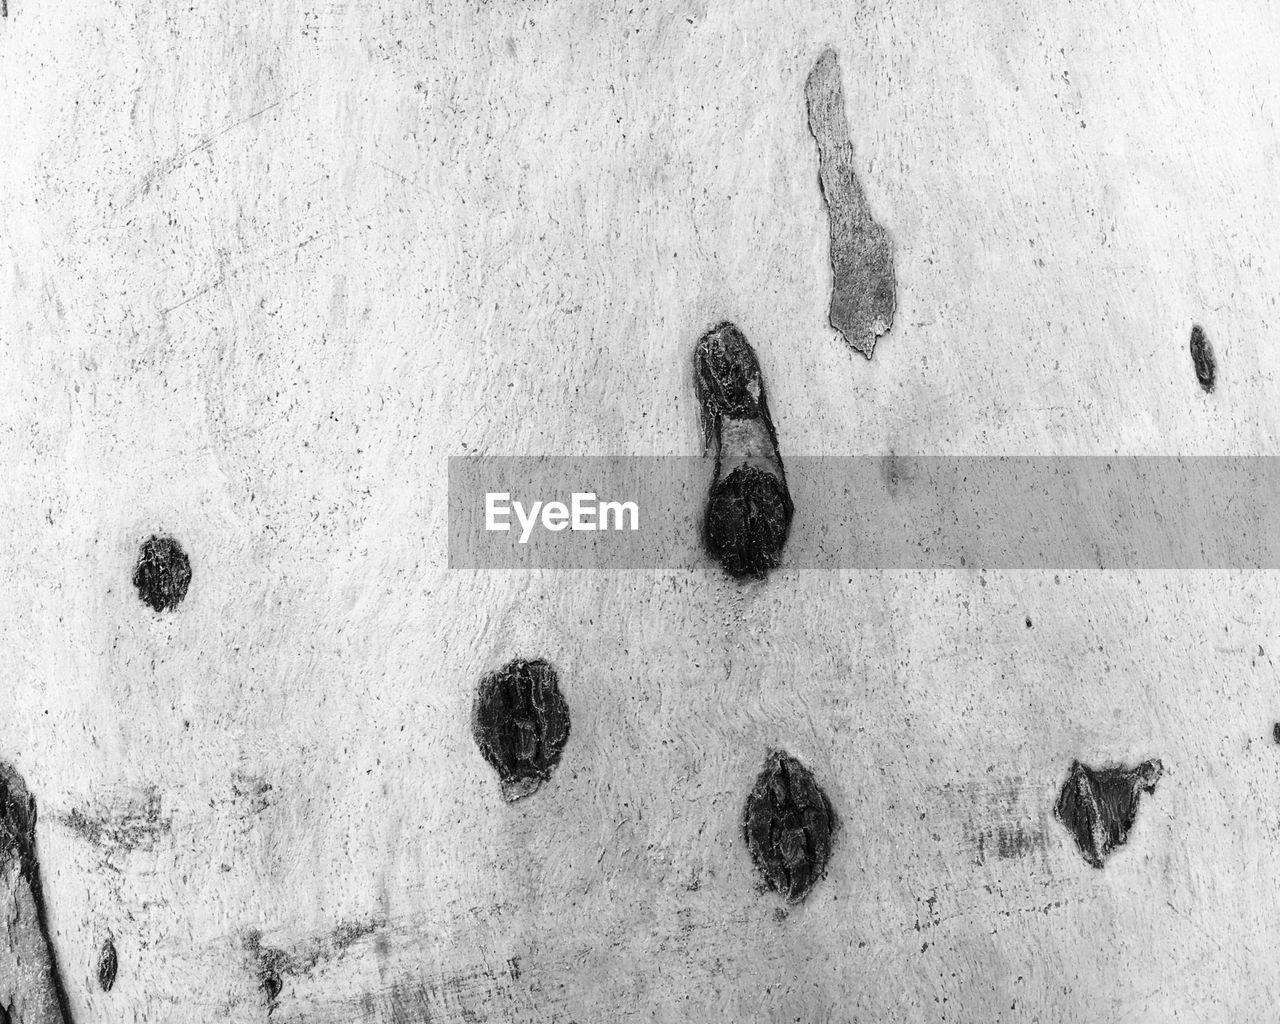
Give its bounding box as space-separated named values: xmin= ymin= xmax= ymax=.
xmin=447 ymin=457 xmax=1280 ymax=569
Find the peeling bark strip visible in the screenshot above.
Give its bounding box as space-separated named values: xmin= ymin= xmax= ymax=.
xmin=472 ymin=659 xmax=570 ymax=802
xmin=695 ymin=322 xmax=794 ymax=578
xmin=1054 ymin=759 xmax=1163 ymax=868
xmin=743 ymin=750 xmax=837 ymax=904
xmin=805 ymin=48 xmax=896 ymax=359
xmin=1189 ymin=324 xmax=1216 ymax=393
xmin=1 ymin=761 xmax=71 ymax=1023
xmin=97 ymin=939 xmax=117 ymax=993
xmin=132 ymin=535 xmax=191 ymax=612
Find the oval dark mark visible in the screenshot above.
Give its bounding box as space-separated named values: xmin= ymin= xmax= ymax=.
xmin=1189 ymin=324 xmax=1216 ymax=393
xmin=98 ymin=937 xmax=118 ymax=991
xmin=1054 ymin=759 xmax=1163 ymax=868
xmin=1272 ymin=723 xmax=1280 ymax=745
xmin=472 ymin=658 xmax=571 ymax=802
xmin=132 ymin=535 xmax=192 ymax=612
xmin=1025 ymin=615 xmax=1033 ymax=629
xmin=742 ymin=750 xmax=837 ymax=904
xmin=704 ymin=466 xmax=793 ymax=578
xmin=262 ymin=968 xmax=282 ymax=1003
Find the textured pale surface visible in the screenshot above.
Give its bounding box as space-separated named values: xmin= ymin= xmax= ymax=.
xmin=2 ymin=0 xmax=1280 ymax=1021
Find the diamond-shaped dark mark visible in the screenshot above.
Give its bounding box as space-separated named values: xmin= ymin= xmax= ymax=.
xmin=743 ymin=750 xmax=837 ymax=903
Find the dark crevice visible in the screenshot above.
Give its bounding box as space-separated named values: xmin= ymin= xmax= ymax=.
xmin=2 ymin=760 xmax=73 ymax=1022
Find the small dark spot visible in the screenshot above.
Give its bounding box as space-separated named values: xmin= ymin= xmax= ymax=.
xmin=132 ymin=535 xmax=192 ymax=612
xmin=743 ymin=750 xmax=837 ymax=904
xmin=1054 ymin=759 xmax=1163 ymax=868
xmin=262 ymin=969 xmax=282 ymax=1003
xmin=1025 ymin=615 xmax=1032 ymax=629
xmin=1272 ymin=722 xmax=1280 ymax=745
xmin=773 ymin=907 xmax=788 ymax=922
xmin=472 ymin=658 xmax=571 ymax=801
xmin=98 ymin=937 xmax=118 ymax=991
xmin=1189 ymin=324 xmax=1216 ymax=393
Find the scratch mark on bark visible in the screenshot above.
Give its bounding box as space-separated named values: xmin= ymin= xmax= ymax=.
xmin=119 ymin=91 xmax=302 ymax=209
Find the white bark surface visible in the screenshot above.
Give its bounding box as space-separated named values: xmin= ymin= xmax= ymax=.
xmin=3 ymin=0 xmax=1280 ymax=1020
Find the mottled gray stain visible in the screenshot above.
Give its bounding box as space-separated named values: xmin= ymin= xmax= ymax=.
xmin=743 ymin=750 xmax=837 ymax=904
xmin=805 ymin=48 xmax=896 ymax=359
xmin=1054 ymin=759 xmax=1163 ymax=868
xmin=245 ymin=932 xmax=287 ymax=1011
xmin=132 ymin=535 xmax=192 ymax=612
xmin=58 ymin=786 xmax=172 ymax=864
xmin=695 ymin=322 xmax=793 ymax=578
xmin=472 ymin=659 xmax=571 ymax=802
xmin=1189 ymin=325 xmax=1216 ymax=393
